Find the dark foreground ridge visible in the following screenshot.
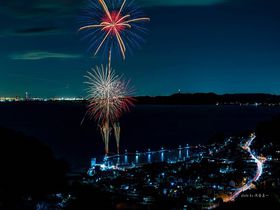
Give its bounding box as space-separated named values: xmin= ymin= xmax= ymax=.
xmin=0 ymin=114 xmax=280 ymax=209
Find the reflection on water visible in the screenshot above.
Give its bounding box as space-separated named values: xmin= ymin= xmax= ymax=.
xmin=0 ymin=103 xmax=279 ymax=171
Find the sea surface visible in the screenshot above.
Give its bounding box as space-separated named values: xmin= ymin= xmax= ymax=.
xmin=0 ymin=103 xmax=279 ymax=171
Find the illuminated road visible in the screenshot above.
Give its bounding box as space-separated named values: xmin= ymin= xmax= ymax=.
xmin=90 ymin=134 xmax=265 ymax=208
xmin=225 ymin=134 xmax=265 ymax=202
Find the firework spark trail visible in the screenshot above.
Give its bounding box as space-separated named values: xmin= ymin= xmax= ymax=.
xmin=113 ymin=122 xmax=121 ymax=154
xmin=79 ymin=0 xmax=148 ymax=154
xmin=85 ymin=65 xmax=135 ymax=154
xmin=79 ymin=0 xmax=150 ymax=60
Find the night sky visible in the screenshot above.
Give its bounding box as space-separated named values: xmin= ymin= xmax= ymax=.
xmin=0 ymin=0 xmax=280 ymax=97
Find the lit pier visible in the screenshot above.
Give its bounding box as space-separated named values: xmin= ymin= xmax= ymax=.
xmin=89 ymin=144 xmax=193 ymax=172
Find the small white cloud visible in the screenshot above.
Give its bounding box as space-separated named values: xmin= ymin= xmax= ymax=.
xmin=10 ymin=51 xmax=82 ymax=60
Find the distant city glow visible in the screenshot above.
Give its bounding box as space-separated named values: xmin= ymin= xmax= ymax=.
xmin=0 ymin=97 xmax=84 ymax=102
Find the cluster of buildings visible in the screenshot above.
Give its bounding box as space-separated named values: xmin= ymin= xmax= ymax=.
xmin=0 ymin=93 xmax=84 ymax=102
xmin=84 ymin=135 xmax=267 ymax=209
xmin=255 ymin=142 xmax=280 ymax=191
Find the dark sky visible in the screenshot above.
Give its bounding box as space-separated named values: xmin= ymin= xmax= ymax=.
xmin=0 ymin=0 xmax=280 ymax=97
